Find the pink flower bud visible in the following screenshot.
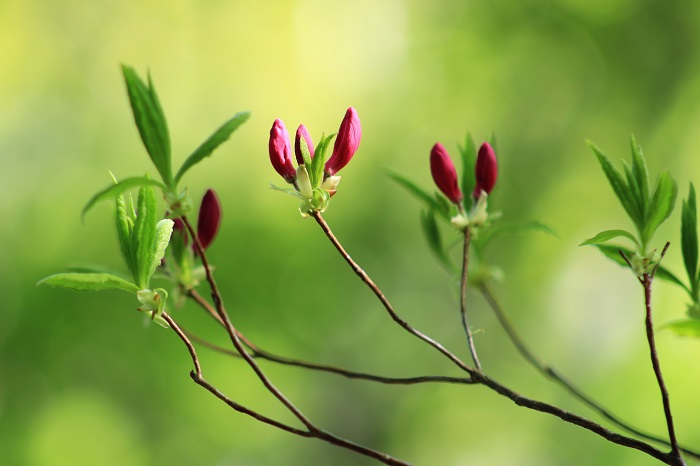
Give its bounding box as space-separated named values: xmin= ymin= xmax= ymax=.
xmin=197 ymin=189 xmax=222 ymax=250
xmin=430 ymin=143 xmax=463 ymax=204
xmin=325 ymin=107 xmax=361 ymax=176
xmin=269 ymin=119 xmax=296 ymax=182
xmin=295 ymin=124 xmax=315 ymax=165
xmin=473 ymin=142 xmax=498 ymax=199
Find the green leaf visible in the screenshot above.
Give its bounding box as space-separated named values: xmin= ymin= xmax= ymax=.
xmin=174 ymin=111 xmax=251 ymax=184
xmin=122 ymin=66 xmax=173 ymax=186
xmin=38 ymin=273 xmax=140 ymax=294
xmin=115 ymin=193 xmax=135 ymax=274
xmin=309 ymin=133 xmax=335 ymax=188
xmin=642 ymin=171 xmax=677 ymax=246
xmin=593 ymin=244 xmax=689 ymax=293
xmin=661 ymin=319 xmax=700 ymax=338
xmin=588 ymin=141 xmax=639 ymax=227
xmin=579 ymin=229 xmax=639 ymax=247
xmin=681 ymin=183 xmax=698 ymax=293
xmin=387 ymin=171 xmax=443 ymax=215
xmin=298 ymin=131 xmax=313 ymax=166
xmin=630 ymin=135 xmax=650 ymax=211
xmin=479 ymin=221 xmax=557 ymax=250
xmin=82 ymin=176 xmax=166 ymax=221
xmin=420 ymin=209 xmax=453 ymax=270
xmin=621 ymin=160 xmax=644 ymax=226
xmin=459 ymin=133 xmax=477 ymax=207
xmin=131 ymin=183 xmax=158 ymax=289
xmin=146 ymin=219 xmax=174 ymax=283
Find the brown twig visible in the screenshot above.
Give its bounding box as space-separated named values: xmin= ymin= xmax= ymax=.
xmin=312 ymin=212 xmax=680 ymax=464
xmin=644 ymin=243 xmax=685 ymax=466
xmin=460 ymin=228 xmax=482 ymax=369
xmin=180 ymin=215 xmax=411 ymax=465
xmin=480 ymin=282 xmax=700 ymax=461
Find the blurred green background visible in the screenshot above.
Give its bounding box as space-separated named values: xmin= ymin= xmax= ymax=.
xmin=3 ymin=0 xmax=700 ymax=464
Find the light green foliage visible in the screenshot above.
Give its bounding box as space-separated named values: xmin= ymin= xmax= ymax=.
xmin=585 ymin=136 xmax=677 ymax=256
xmin=82 ymin=176 xmax=165 ymax=221
xmin=38 ymin=273 xmax=140 ymax=294
xmin=459 ymin=133 xmax=477 ymax=209
xmin=681 ymin=184 xmax=698 ymax=298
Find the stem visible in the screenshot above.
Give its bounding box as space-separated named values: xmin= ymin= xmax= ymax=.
xmin=645 ymin=243 xmax=685 ymax=466
xmin=311 ymin=211 xmax=475 ymax=374
xmin=460 ymin=228 xmax=481 ymax=369
xmin=480 ymin=282 xmax=700 ymax=461
xmin=313 ymin=212 xmax=680 ymax=464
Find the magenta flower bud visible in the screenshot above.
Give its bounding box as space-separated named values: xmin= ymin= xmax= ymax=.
xmin=325 ymin=107 xmax=361 ymax=176
xmin=295 ymin=124 xmax=315 ymax=165
xmin=430 ymin=143 xmax=463 ymax=204
xmin=269 ymin=119 xmax=296 ymax=182
xmin=473 ymin=142 xmax=498 ymax=199
xmin=197 ymin=189 xmax=222 ymax=250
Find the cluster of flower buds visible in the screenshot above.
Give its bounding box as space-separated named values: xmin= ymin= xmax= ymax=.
xmin=430 ymin=141 xmax=498 ymax=229
xmin=269 ymin=108 xmax=362 ymax=208
xmin=172 ymin=188 xmax=222 ymax=252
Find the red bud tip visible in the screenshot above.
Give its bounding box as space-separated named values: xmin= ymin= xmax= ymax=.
xmin=294 ymin=124 xmax=315 ymax=165
xmin=473 ymin=142 xmax=498 ymax=199
xmin=430 ymin=143 xmax=463 ymax=204
xmin=325 ymin=107 xmax=361 ymax=176
xmin=197 ymin=189 xmax=222 ymax=250
xmin=269 ymin=119 xmax=296 ymax=182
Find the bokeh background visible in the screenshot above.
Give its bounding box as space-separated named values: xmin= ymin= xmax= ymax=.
xmin=3 ymin=0 xmax=700 ymax=465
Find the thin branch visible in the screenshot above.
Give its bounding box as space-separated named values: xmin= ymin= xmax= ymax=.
xmin=643 ymin=242 xmax=685 ymax=466
xmin=312 ymin=212 xmax=678 ymax=464
xmin=311 ymin=212 xmax=475 ymax=374
xmin=480 ymin=282 xmax=700 ymax=461
xmin=184 ymin=327 xmax=475 ymax=386
xmin=460 ymin=228 xmax=482 ymax=369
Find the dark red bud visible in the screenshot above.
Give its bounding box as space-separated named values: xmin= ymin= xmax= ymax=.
xmin=325 ymin=107 xmax=361 ymax=176
xmin=294 ymin=124 xmax=315 ymax=165
xmin=197 ymin=189 xmax=222 ymax=250
xmin=430 ymin=143 xmax=463 ymax=204
xmin=473 ymin=142 xmax=498 ymax=199
xmin=269 ymin=119 xmax=296 ymax=182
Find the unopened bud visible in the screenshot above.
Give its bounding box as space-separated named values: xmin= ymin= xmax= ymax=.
xmin=430 ymin=143 xmax=463 ymax=204
xmin=269 ymin=119 xmax=296 ymax=182
xmin=473 ymin=142 xmax=498 ymax=199
xmin=325 ymin=107 xmax=361 ymax=177
xmin=295 ymin=124 xmax=315 ymax=165
xmin=197 ymin=189 xmax=222 ymax=250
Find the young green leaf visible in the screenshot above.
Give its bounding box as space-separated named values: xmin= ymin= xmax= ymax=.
xmin=621 ymin=160 xmax=644 ymax=225
xmin=478 ymin=221 xmax=557 ymax=251
xmin=459 ymin=133 xmax=477 ymax=206
xmin=420 ymin=208 xmax=453 ymax=270
xmin=642 ymin=171 xmax=677 ymax=246
xmin=630 ymin=135 xmax=650 ymax=209
xmin=82 ymin=176 xmax=166 ymax=221
xmin=174 ymin=111 xmax=251 ymax=184
xmin=115 ymin=193 xmax=135 ymax=275
xmin=387 ymin=172 xmax=441 ymax=212
xmin=310 ymin=134 xmax=335 ymax=188
xmin=38 ymin=273 xmax=140 ymax=294
xmin=579 ymin=229 xmax=639 ymax=248
xmin=146 ymin=219 xmax=174 ymax=283
xmin=681 ymin=183 xmax=698 ymax=292
xmin=122 ymin=66 xmax=173 ymax=187
xmin=661 ymin=319 xmax=700 ymax=338
xmin=587 ymin=141 xmax=639 ymax=227
xmin=131 ymin=183 xmax=158 ymax=289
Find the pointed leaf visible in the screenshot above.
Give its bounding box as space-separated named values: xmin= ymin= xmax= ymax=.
xmin=146 ymin=219 xmax=174 ymax=283
xmin=459 ymin=133 xmax=477 ymax=207
xmin=661 ymin=319 xmax=700 ymax=338
xmin=82 ymin=177 xmax=166 ymax=221
xmin=588 ymin=141 xmax=639 ymax=226
xmin=621 ymin=160 xmax=643 ymax=226
xmin=480 ymin=221 xmax=558 ymax=250
xmin=38 ymin=273 xmax=140 ymax=294
xmin=642 ymin=171 xmax=677 ymax=246
xmin=681 ymin=184 xmax=698 ymax=292
xmin=175 ymin=111 xmax=251 ymax=183
xmin=420 ymin=209 xmax=453 ymax=270
xmin=630 ymin=135 xmax=650 ymax=210
xmin=387 ymin=172 xmax=443 ymax=216
xmin=579 ymin=229 xmax=639 ymax=247
xmin=122 ymin=66 xmax=173 ymax=186
xmin=310 ymin=133 xmax=335 ymax=188
xmin=115 ymin=193 xmax=134 ymax=273
xmin=131 ymin=183 xmax=158 ymax=289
